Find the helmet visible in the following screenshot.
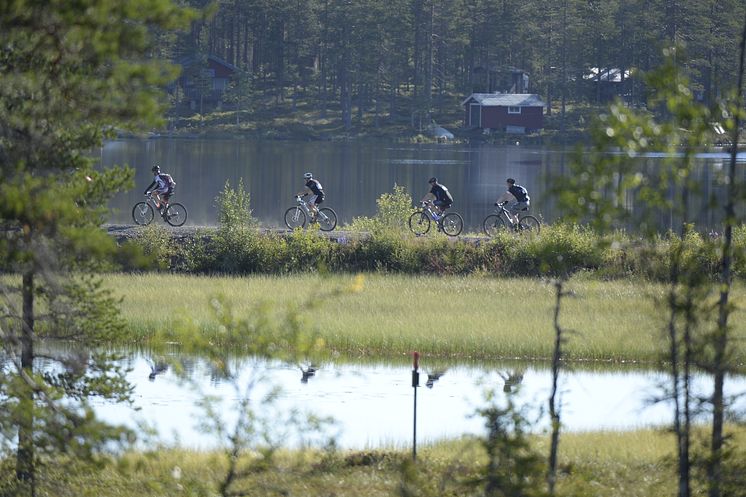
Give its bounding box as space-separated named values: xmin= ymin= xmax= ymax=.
xmin=506 ymin=178 xmax=515 ymax=184
xmin=303 ymin=172 xmax=313 ymax=179
xmin=151 ymin=165 xmax=160 ymax=173
xmin=428 ymin=177 xmax=437 ymax=184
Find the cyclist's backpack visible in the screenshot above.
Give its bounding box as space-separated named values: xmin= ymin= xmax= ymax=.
xmin=509 ymin=184 xmax=528 ymax=202
xmin=159 ymin=173 xmax=176 ymax=187
xmin=443 ymin=186 xmax=453 ymax=203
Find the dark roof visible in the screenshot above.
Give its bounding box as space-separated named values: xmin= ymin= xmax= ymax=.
xmin=176 ymin=54 xmax=238 ymax=72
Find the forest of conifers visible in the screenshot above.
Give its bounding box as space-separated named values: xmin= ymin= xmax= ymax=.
xmin=161 ymin=0 xmax=746 ymax=124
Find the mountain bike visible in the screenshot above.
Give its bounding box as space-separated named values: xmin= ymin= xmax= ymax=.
xmin=284 ymin=195 xmax=338 ymax=231
xmin=482 ymin=201 xmax=540 ymax=237
xmin=408 ymin=201 xmax=464 ymax=237
xmin=132 ymin=192 xmax=188 ymax=227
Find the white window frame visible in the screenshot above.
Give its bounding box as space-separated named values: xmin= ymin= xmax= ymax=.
xmin=507 ymin=106 xmax=522 ymax=114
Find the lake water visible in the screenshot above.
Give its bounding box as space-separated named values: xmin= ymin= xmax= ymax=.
xmin=102 ymin=138 xmax=746 ymax=231
xmin=92 ymin=354 xmax=746 ymax=449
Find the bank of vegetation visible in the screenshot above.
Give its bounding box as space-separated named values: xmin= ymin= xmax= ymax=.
xmin=121 ymin=183 xmax=746 ymax=281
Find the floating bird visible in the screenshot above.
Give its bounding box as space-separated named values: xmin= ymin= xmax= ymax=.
xmin=499 ymin=370 xmax=525 ymax=393
xmin=148 ymin=359 xmax=168 ymax=381
xmin=300 ymin=365 xmax=318 ymax=384
xmin=425 ymin=370 xmax=447 ymax=389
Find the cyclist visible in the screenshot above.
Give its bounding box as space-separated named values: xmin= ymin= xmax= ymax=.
xmin=494 ymin=178 xmax=530 ymax=226
xmin=144 ymin=165 xmax=176 ymax=212
xmin=297 ymin=172 xmax=324 ymax=220
xmin=420 ymin=177 xmax=453 ymax=216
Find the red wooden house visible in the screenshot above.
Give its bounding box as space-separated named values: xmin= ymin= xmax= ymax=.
xmin=462 ymin=93 xmax=545 ymax=134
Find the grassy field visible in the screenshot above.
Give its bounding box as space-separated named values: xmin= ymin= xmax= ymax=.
xmin=24 ymin=426 xmax=745 ymax=497
xmin=109 ymin=273 xmax=746 ymax=364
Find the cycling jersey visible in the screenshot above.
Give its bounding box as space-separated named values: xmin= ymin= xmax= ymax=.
xmin=430 ymin=183 xmax=453 ymax=205
xmin=508 ymin=184 xmax=529 ymax=202
xmin=144 ymin=173 xmax=175 ymax=198
xmin=306 ymin=179 xmax=324 ymax=198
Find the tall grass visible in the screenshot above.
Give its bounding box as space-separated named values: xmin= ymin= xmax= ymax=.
xmin=19 ymin=426 xmax=745 ymax=497
xmin=108 ymin=273 xmax=746 ymax=364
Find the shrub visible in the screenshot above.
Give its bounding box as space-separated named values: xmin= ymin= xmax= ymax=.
xmin=348 ymin=184 xmax=416 ymax=233
xmin=215 ymin=178 xmax=259 ymax=230
xmin=352 ymin=229 xmax=418 ymax=272
xmin=511 ymin=224 xmax=603 ymax=276
xmin=208 ymin=179 xmax=264 ymax=273
xmin=128 ymin=224 xmax=179 ymax=270
xmin=282 ymin=229 xmax=338 ymax=272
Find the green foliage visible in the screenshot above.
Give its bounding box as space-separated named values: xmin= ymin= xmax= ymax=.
xmin=135 ymin=223 xmax=746 ymax=281
xmin=283 ymin=229 xmax=339 ymax=272
xmin=348 ymin=184 xmax=416 ymax=233
xmin=473 ymin=393 xmax=547 ymax=497
xmin=198 ymin=179 xmax=265 ymax=273
xmin=0 ymin=0 xmax=195 ymax=493
xmin=555 ymin=53 xmax=713 ymax=236
xmin=512 ymin=224 xmax=604 ymax=277
xmin=215 ymin=179 xmax=259 ymax=230
xmin=129 ymin=225 xmax=179 ymax=271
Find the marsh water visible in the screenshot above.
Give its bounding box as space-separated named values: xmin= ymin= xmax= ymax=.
xmin=103 ymin=138 xmax=746 ymax=231
xmin=90 ymin=353 xmax=746 ymax=449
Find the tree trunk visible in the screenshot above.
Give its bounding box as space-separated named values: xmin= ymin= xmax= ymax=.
xmin=17 ymin=270 xmax=35 ymax=497
xmin=709 ymin=10 xmax=746 ymax=497
xmin=547 ymin=279 xmax=565 ymax=495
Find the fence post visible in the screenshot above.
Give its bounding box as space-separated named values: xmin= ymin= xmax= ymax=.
xmin=412 ymin=351 xmax=420 ymax=461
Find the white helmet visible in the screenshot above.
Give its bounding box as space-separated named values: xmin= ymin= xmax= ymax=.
xmin=303 ymin=172 xmax=313 ymax=179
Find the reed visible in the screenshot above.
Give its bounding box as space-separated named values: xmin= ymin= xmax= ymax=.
xmin=108 ymin=273 xmax=746 ymax=363
xmin=31 ymin=426 xmax=745 ymax=497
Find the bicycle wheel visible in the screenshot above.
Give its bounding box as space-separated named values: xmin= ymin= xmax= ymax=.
xmin=483 ymin=214 xmax=507 ymax=237
xmin=441 ymin=212 xmax=464 ymax=237
xmin=132 ymin=202 xmax=154 ymax=226
xmin=518 ymin=215 xmax=541 ymax=234
xmin=408 ymin=211 xmax=431 ymax=235
xmin=164 ymin=203 xmax=187 ymax=227
xmin=317 ymin=207 xmax=338 ymax=231
xmin=284 ymin=207 xmax=306 ymax=229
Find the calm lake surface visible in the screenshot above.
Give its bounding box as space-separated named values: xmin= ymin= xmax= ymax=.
xmin=102 ymin=138 xmax=746 ymax=231
xmin=93 ymin=354 xmax=746 ymax=449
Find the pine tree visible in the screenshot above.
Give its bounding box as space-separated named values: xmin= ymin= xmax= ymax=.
xmin=0 ymin=1 xmax=193 ymax=495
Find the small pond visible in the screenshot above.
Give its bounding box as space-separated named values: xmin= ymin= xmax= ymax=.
xmin=92 ymin=354 xmax=746 ymax=449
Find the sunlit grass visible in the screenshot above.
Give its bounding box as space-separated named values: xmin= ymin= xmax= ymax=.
xmin=107 ymin=273 xmax=746 ymax=363
xmin=39 ymin=426 xmax=745 ymax=497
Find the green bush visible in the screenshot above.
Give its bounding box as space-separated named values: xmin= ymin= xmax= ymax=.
xmin=348 ymin=184 xmax=415 ymax=233
xmin=352 ymin=229 xmax=418 ymax=272
xmin=124 ymin=217 xmax=746 ymax=281
xmin=282 ymin=229 xmax=338 ymax=272
xmin=215 ymin=178 xmax=259 ymax=230
xmin=128 ymin=224 xmax=179 ymax=270
xmin=509 ymin=224 xmax=603 ymax=276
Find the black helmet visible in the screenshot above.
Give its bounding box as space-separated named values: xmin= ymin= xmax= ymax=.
xmin=428 ymin=177 xmax=437 ymax=184
xmin=151 ymin=165 xmax=160 ymax=173
xmin=506 ymin=178 xmax=515 ymax=184
xmin=303 ymin=172 xmax=313 ymax=179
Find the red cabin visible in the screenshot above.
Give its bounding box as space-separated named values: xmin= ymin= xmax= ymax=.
xmin=462 ymin=93 xmax=545 ymax=134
